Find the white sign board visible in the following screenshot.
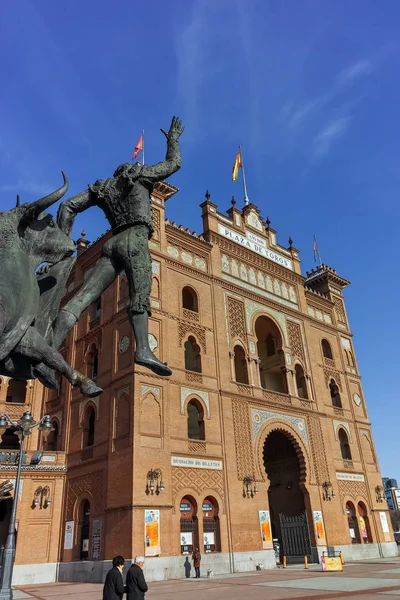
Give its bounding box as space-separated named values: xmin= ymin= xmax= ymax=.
xmin=394 ymin=489 xmax=400 ymax=510
xmin=380 ymin=511 xmax=390 ymax=534
xmin=218 ymin=224 xmax=293 ymax=270
xmin=171 ymin=456 xmax=223 ymax=470
xmin=336 ymin=472 xmax=365 ymax=482
xmin=64 ymin=521 xmax=74 ymax=550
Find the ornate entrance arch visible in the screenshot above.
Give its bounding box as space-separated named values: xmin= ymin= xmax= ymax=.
xmin=258 ymin=423 xmax=314 ymax=563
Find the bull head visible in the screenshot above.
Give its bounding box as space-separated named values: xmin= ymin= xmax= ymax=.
xmin=21 ymin=172 xmax=69 ymax=223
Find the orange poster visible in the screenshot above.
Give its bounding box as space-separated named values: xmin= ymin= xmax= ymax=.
xmin=259 ymin=511 xmax=272 ymax=546
xmin=313 ymin=511 xmax=325 ymax=540
xmin=145 ymin=510 xmax=160 ymax=557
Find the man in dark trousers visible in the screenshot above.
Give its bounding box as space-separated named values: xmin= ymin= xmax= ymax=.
xmin=125 ymin=555 xmax=148 ymax=600
xmin=192 ymin=547 xmax=201 ymax=578
xmin=103 ymin=555 xmax=125 ymax=600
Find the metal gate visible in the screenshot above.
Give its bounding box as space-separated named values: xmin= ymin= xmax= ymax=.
xmin=279 ymin=511 xmax=312 ymax=563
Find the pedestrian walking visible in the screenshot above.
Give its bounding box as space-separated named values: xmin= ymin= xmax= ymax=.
xmin=192 ymin=547 xmax=201 ymax=578
xmin=125 ymin=555 xmax=148 ymax=600
xmin=103 ymin=555 xmax=125 ymax=600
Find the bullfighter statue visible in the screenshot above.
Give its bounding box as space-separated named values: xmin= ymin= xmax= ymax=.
xmin=36 ymin=116 xmax=183 ymax=382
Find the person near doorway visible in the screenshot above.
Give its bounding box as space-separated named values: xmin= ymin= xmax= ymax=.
xmin=103 ymin=555 xmax=125 ymax=600
xmin=192 ymin=547 xmax=201 ymax=578
xmin=125 ymin=555 xmax=148 ymax=600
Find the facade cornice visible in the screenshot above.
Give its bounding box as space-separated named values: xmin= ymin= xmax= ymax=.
xmin=0 ymin=465 xmax=67 ymax=472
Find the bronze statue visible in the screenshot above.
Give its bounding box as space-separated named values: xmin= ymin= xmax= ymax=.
xmin=0 ymin=175 xmax=102 ymax=397
xmin=36 ymin=116 xmax=183 ymax=385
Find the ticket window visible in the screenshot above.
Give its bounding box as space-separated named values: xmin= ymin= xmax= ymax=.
xmin=202 ymin=496 xmax=220 ymax=553
xmin=180 ymin=496 xmax=198 ymax=554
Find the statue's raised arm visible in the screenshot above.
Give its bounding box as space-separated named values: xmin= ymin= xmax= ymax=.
xmin=140 ymin=116 xmax=184 ymax=182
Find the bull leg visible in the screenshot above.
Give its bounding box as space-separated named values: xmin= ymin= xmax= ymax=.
xmin=34 ymin=256 xmax=118 ymax=386
xmin=16 ymin=328 xmax=103 ymax=398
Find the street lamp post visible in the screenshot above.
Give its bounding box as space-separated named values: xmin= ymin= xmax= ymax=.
xmin=0 ymin=410 xmax=53 ymax=600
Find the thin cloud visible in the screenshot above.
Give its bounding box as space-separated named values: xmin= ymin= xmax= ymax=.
xmin=312 ymin=116 xmax=351 ymax=159
xmin=286 ymin=58 xmax=373 ymax=131
xmin=0 ymin=180 xmax=52 ymax=197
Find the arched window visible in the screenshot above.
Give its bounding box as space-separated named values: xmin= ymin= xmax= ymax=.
xmin=346 ymin=501 xmax=361 ymax=544
xmin=151 ymin=277 xmax=160 ymax=299
xmin=345 ymin=349 xmax=355 ymax=367
xmin=255 ymin=316 xmax=286 ymax=393
xmin=45 ymin=420 xmax=59 ymax=451
xmin=180 ymin=496 xmax=198 ymax=554
xmin=295 ymin=364 xmax=308 ymax=399
xmin=339 ymin=428 xmax=352 ymax=460
xmin=330 ymin=379 xmax=342 ymax=408
xmin=0 ymin=427 xmax=20 ymax=450
xmin=358 ymin=502 xmax=372 ymax=543
xmin=187 ymin=400 xmax=205 ymax=441
xmin=322 ymin=339 xmax=333 ymax=360
xmin=6 ymin=380 xmax=27 ymax=403
xmin=184 ymin=336 xmax=202 ymax=373
xmin=83 ymin=407 xmax=95 ymax=448
xmin=233 ymin=345 xmax=249 ymax=384
xmin=86 ymin=345 xmax=99 ymax=380
xmin=79 ymin=500 xmax=91 ymax=559
xmin=182 ymin=287 xmax=198 ymax=313
xmin=202 ymin=496 xmax=221 ymax=553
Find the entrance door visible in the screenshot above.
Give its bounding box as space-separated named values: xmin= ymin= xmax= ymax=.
xmin=279 ymin=512 xmax=312 ymax=563
xmin=263 ymin=430 xmax=313 ymax=563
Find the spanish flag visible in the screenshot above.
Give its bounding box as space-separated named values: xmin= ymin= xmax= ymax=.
xmin=132 ymin=132 xmax=143 ymax=160
xmin=232 ymin=149 xmax=242 ymax=181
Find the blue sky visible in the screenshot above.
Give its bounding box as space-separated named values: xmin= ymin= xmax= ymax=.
xmin=1 ymin=1 xmax=399 ymax=477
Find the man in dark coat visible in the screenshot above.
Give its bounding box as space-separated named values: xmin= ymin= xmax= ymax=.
xmin=125 ymin=555 xmax=148 ymax=600
xmin=103 ymin=555 xmax=125 ymax=600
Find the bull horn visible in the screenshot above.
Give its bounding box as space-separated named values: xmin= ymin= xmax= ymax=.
xmin=23 ymin=172 xmax=69 ymax=221
xmin=16 ymin=194 xmax=20 ymax=207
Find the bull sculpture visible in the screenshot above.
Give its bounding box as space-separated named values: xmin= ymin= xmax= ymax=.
xmin=0 ymin=173 xmax=102 ymax=398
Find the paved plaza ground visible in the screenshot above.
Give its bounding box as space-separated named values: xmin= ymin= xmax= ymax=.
xmin=13 ymin=557 xmax=400 ymax=600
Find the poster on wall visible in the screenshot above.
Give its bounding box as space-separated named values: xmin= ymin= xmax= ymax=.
xmin=91 ymin=518 xmax=102 ymax=560
xmin=180 ymin=531 xmax=193 ymax=551
xmin=259 ymin=511 xmax=272 ymax=546
xmin=359 ymin=516 xmax=368 ymax=540
xmin=379 ymin=511 xmax=390 ymax=534
xmin=145 ymin=510 xmax=160 ymax=556
xmin=203 ymin=532 xmax=215 ymax=547
xmin=64 ymin=521 xmax=74 ymax=550
xmin=313 ymin=511 xmax=326 ymax=540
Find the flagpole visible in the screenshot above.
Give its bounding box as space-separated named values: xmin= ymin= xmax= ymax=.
xmin=142 ymin=129 xmax=145 ymax=165
xmin=239 ymin=145 xmax=250 ymax=206
xmin=314 ymin=234 xmax=322 ymax=266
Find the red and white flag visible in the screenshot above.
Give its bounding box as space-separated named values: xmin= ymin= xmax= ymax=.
xmin=132 ymin=133 xmax=143 ymax=160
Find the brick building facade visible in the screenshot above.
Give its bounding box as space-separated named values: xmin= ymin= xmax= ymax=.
xmin=7 ymin=181 xmax=395 ymax=583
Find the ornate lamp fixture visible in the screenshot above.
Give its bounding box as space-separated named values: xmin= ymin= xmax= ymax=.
xmin=32 ymin=486 xmax=51 ymax=510
xmin=243 ymin=475 xmax=258 ymax=498
xmin=146 ymin=468 xmax=164 ymax=495
xmin=322 ymin=481 xmax=335 ymax=501
xmin=375 ymin=485 xmax=385 ymax=503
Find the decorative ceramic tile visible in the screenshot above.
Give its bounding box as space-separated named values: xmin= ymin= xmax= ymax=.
xmin=151 ymin=261 xmax=160 ymax=274
xmin=250 ymin=341 xmax=256 ymax=354
xmin=289 ymin=286 xmax=297 ymax=303
xmin=181 ymin=251 xmax=193 ymax=264
xmin=251 ymin=408 xmax=308 ymax=446
xmin=257 ymin=272 xmax=265 ymax=288
xmin=141 ymin=385 xmax=160 ymax=397
xmin=194 ymin=257 xmax=207 ymax=271
xmin=222 ymin=255 xmax=230 ymax=272
xmin=148 ymin=334 xmax=158 ymax=351
xmin=167 ymin=245 xmax=179 ymax=258
xmin=246 ymin=210 xmax=263 ymax=231
xmin=341 ymin=337 xmax=351 ymax=349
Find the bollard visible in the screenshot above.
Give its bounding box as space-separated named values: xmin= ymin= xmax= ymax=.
xmin=304 ymin=556 xmax=308 ymax=569
xmin=340 ymin=551 xmax=345 ymax=565
xmin=283 ymin=556 xmax=287 ymax=568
